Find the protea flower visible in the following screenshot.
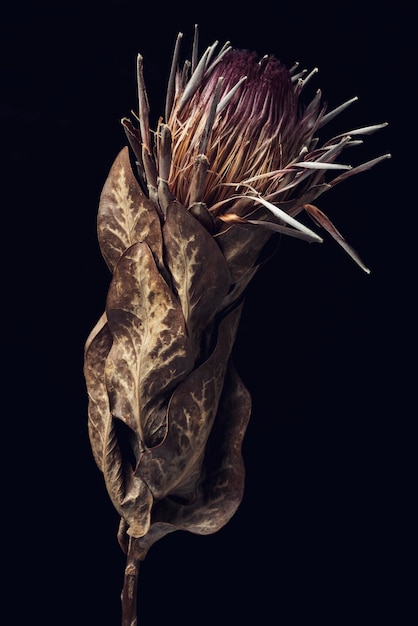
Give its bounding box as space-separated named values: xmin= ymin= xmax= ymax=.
xmin=84 ymin=26 xmax=390 ymax=624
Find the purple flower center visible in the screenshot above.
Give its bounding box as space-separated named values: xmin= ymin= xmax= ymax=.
xmin=200 ymin=50 xmax=297 ymax=133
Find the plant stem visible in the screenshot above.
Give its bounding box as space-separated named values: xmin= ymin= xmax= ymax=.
xmin=121 ymin=537 xmax=141 ymax=626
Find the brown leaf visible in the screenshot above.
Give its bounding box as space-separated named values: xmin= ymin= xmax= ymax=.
xmin=169 ymin=363 xmax=251 ymax=533
xmin=104 ymin=241 xmax=194 ymax=448
xmin=84 ymin=313 xmax=112 ymax=470
xmin=128 ymin=361 xmax=252 ymax=559
xmin=190 ymin=362 xmax=252 ymax=533
xmin=97 ymin=146 xmax=163 ymax=273
xmin=215 ymin=202 xmax=274 ymax=284
xmin=136 ymin=302 xmax=243 ymax=500
xmin=103 ymin=417 xmax=154 ymax=539
xmin=84 ymin=310 xmax=156 ymax=539
xmin=163 ymin=201 xmax=231 ymax=357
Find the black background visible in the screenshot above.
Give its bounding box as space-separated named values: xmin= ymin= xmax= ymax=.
xmin=2 ymin=1 xmax=412 ymax=624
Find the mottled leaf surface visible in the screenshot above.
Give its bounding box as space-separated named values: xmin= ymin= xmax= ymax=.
xmin=84 ymin=309 xmax=156 ymax=538
xmin=163 ymin=201 xmax=231 ymax=355
xmin=84 ymin=313 xmax=112 ymax=470
xmin=129 ymin=362 xmax=251 ymax=559
xmin=103 ymin=416 xmax=154 ymax=538
xmin=189 ymin=362 xmax=252 ymax=532
xmin=97 ymin=146 xmax=163 ymax=273
xmin=105 ymin=241 xmax=194 ymax=447
xmin=137 ymin=302 xmax=243 ymax=499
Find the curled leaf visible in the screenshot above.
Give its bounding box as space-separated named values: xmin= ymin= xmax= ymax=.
xmin=137 ymin=301 xmax=244 ymax=499
xmin=105 ymin=241 xmax=194 ymax=448
xmin=97 ymin=146 xmax=164 ymax=273
xmin=163 ymin=200 xmax=231 ymax=358
xmin=129 ymin=362 xmax=252 ymax=559
xmin=84 ymin=313 xmax=112 ymax=470
xmin=103 ymin=415 xmax=154 ymax=538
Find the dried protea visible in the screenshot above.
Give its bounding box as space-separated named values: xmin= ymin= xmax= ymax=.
xmin=84 ymin=26 xmax=390 ymax=624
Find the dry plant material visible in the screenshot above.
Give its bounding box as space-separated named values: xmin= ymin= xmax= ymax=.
xmin=84 ymin=26 xmax=390 ymax=625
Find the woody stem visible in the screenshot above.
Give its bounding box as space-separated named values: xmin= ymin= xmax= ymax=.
xmin=121 ymin=537 xmax=141 ymax=626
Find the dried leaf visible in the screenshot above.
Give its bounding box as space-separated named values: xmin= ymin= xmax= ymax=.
xmin=196 ymin=362 xmax=252 ymax=531
xmin=216 ymin=203 xmax=274 ymax=283
xmin=129 ymin=361 xmax=252 ymax=559
xmin=160 ymin=362 xmax=251 ymax=533
xmin=162 ymin=201 xmax=231 ymax=356
xmin=104 ymin=241 xmax=194 ymax=448
xmin=97 ymin=146 xmax=163 ymax=273
xmin=136 ymin=302 xmax=243 ymax=499
xmin=84 ymin=313 xmax=112 ymax=470
xmin=103 ymin=416 xmax=154 ymax=538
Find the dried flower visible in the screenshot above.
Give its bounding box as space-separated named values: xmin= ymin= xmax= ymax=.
xmin=123 ymin=29 xmax=390 ymax=276
xmin=84 ymin=26 xmax=390 ymax=623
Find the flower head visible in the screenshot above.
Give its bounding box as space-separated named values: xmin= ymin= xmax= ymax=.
xmin=167 ymin=49 xmax=298 ymax=207
xmin=123 ymin=28 xmax=390 ymax=274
